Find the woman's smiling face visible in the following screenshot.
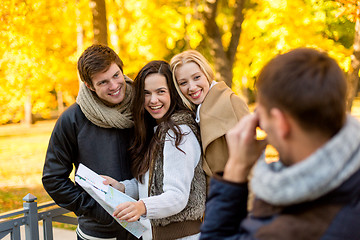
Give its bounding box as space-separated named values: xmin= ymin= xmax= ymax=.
xmin=144 ymin=73 xmax=171 ymax=123
xmin=174 ymin=62 xmax=210 ymax=105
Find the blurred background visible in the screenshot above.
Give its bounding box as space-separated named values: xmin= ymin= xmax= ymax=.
xmin=0 ymin=0 xmax=359 ymax=212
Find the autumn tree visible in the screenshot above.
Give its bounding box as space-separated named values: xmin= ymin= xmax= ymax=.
xmin=203 ymin=0 xmax=246 ymax=87
xmin=332 ymin=0 xmax=360 ymax=110
xmin=90 ymin=0 xmax=108 ymax=45
xmin=0 ymin=0 xmax=79 ymax=124
xmin=171 ymin=0 xmax=350 ymax=94
xmin=106 ymin=0 xmax=186 ymax=75
xmin=349 ymin=14 xmax=360 ymax=110
xmin=0 ymin=0 xmax=356 ymax=124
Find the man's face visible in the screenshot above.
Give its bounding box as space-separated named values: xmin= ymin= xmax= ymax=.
xmin=257 ymin=101 xmax=292 ymax=166
xmin=256 ymin=102 xmax=275 ymax=146
xmin=85 ymin=63 xmax=126 ymax=106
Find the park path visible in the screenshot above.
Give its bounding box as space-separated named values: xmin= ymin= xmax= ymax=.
xmin=2 ymin=225 xmax=76 ymax=240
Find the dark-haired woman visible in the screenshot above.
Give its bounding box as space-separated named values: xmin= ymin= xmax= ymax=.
xmin=103 ymin=60 xmax=206 ymax=240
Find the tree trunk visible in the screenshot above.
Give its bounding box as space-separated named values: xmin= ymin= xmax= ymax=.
xmin=203 ymin=0 xmax=246 ymax=87
xmin=57 ymin=90 xmax=64 ymax=115
xmin=24 ymin=89 xmax=33 ymax=125
xmin=347 ymin=17 xmax=360 ymax=112
xmin=76 ymin=0 xmax=84 ymax=87
xmin=90 ymin=0 xmax=108 ymax=45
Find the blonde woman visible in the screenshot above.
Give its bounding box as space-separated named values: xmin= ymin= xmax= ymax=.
xmin=170 ymin=50 xmax=249 ymax=187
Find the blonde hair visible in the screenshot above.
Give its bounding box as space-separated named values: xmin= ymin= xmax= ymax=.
xmin=170 ymin=50 xmax=215 ymax=110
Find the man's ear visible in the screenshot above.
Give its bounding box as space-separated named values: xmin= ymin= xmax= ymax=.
xmin=270 ymin=108 xmax=290 ymax=139
xmin=84 ymin=82 xmax=95 ymax=91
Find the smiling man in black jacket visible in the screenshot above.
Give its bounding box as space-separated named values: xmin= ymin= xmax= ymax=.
xmin=42 ymin=44 xmax=137 ymax=240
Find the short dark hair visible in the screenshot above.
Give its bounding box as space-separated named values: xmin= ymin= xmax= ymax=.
xmin=77 ymin=44 xmax=123 ymax=88
xmin=256 ymin=48 xmax=347 ymax=137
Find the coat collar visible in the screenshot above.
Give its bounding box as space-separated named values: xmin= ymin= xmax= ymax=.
xmin=199 ymin=81 xmax=239 ymax=151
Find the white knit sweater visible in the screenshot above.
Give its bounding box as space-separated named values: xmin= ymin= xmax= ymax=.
xmin=122 ymin=124 xmax=201 ymax=240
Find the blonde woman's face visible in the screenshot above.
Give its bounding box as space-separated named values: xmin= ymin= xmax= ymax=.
xmin=174 ymin=62 xmax=210 ymax=105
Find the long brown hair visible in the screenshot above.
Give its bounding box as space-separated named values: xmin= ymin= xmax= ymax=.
xmin=129 ymin=60 xmax=193 ymax=183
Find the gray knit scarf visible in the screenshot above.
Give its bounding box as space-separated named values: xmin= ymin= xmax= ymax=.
xmin=76 ymin=76 xmax=134 ymax=129
xmin=251 ymin=115 xmax=360 ymax=206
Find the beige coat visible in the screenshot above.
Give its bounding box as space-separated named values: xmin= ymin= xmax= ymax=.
xmin=199 ymin=81 xmax=249 ymax=186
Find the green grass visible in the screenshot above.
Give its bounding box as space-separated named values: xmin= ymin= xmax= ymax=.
xmin=0 ymin=120 xmax=56 ymax=212
xmin=0 ymin=119 xmax=77 ymax=230
xmin=0 ymin=186 xmax=52 ymax=212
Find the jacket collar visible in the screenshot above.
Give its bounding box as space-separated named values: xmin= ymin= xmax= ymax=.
xmin=199 ymin=81 xmax=239 ymax=151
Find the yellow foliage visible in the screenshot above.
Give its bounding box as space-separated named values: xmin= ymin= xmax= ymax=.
xmin=269 ymin=0 xmax=287 ymax=9
xmin=0 ymin=0 xmax=79 ymax=123
xmin=232 ymin=0 xmax=352 ymax=95
xmin=106 ymin=0 xmax=186 ymax=76
xmin=187 ymin=21 xmax=204 ymax=49
xmin=0 ymin=0 xmax=356 ymax=123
